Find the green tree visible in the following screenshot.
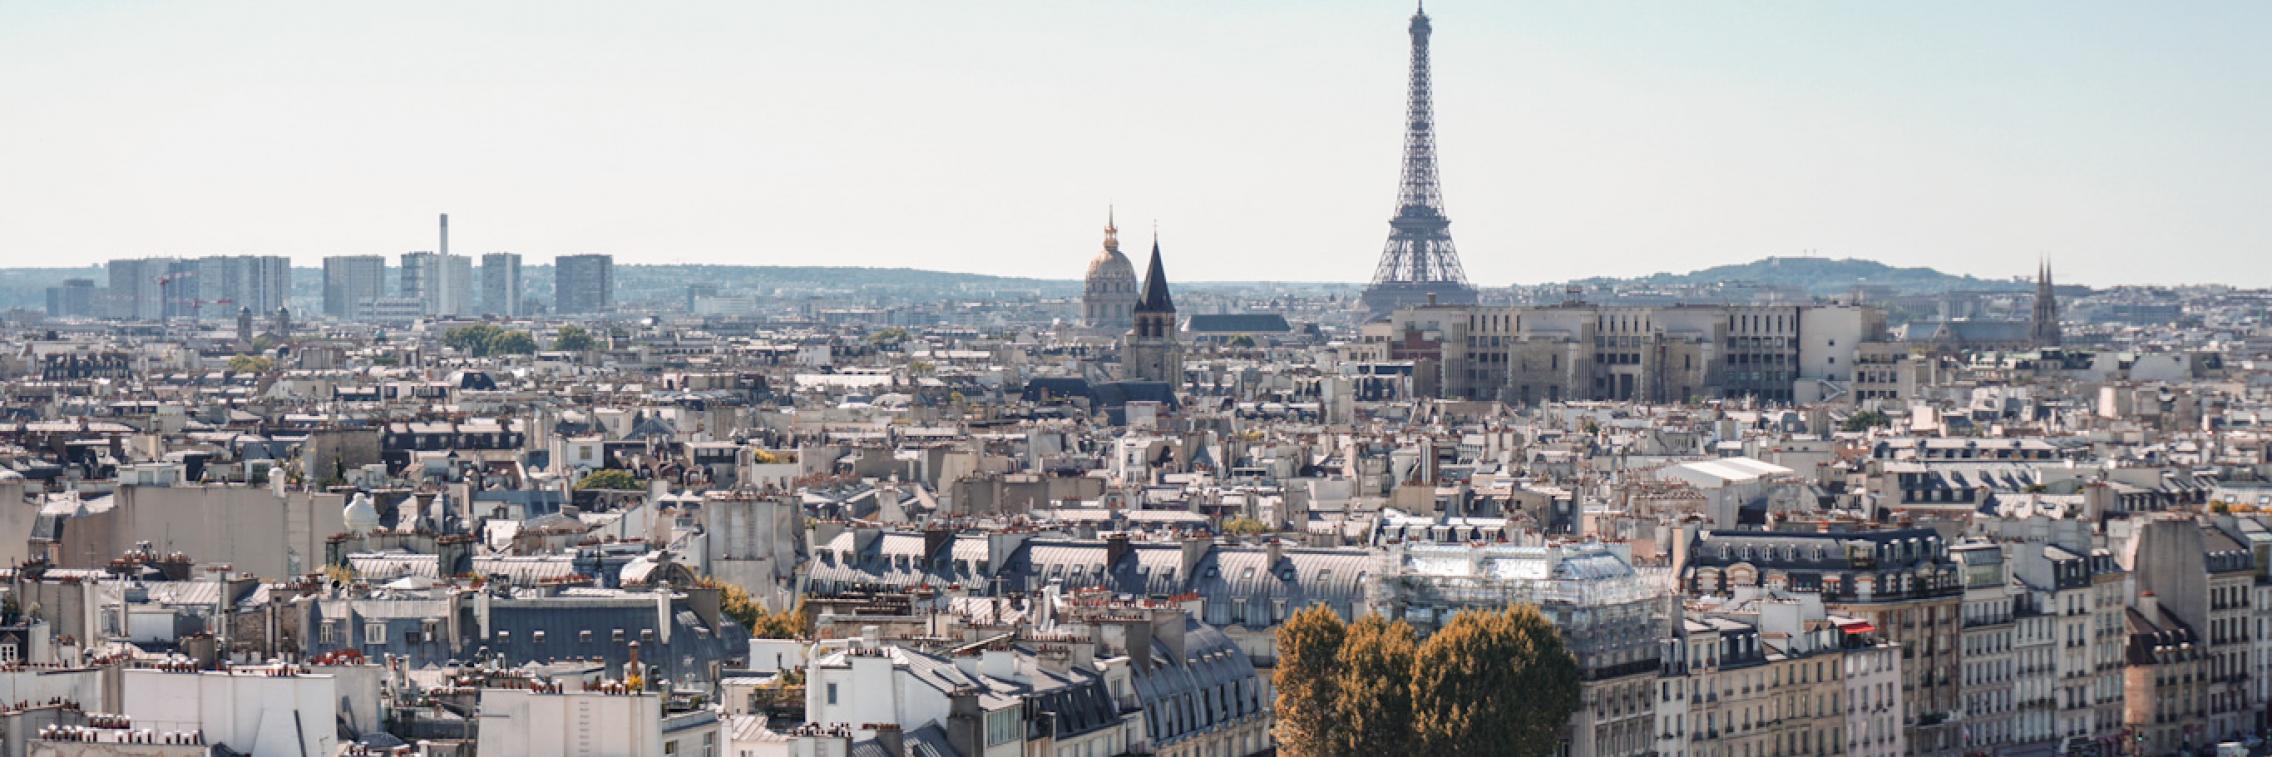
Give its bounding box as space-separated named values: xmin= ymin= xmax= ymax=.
xmin=1842 ymin=410 xmax=1890 ymax=433
xmin=574 ymin=469 xmax=639 ymax=491
xmin=701 ymin=578 xmax=806 ymax=639
xmin=753 ymin=599 xmax=807 ymax=639
xmin=865 ymin=327 xmax=911 ymax=347
xmin=1229 ymin=335 xmax=1258 ymax=348
xmin=1221 ymin=517 xmax=1269 ymax=537
xmin=445 ymin=324 xmax=506 ymax=356
xmin=1272 ymin=605 xmax=1349 ymax=757
xmin=490 ymin=330 xmax=539 ymax=355
xmin=1334 ymin=615 xmax=1417 ymax=756
xmin=553 ymin=325 xmax=597 ymax=352
xmin=1411 ymin=606 xmax=1581 ymax=757
xmin=226 ymin=354 xmax=275 ymax=374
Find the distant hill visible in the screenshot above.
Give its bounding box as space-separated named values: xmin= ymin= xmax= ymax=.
xmin=0 ymin=257 xmax=2016 ymax=312
xmin=1559 ymin=256 xmax=2027 ymax=297
xmin=0 ymin=266 xmax=107 ymax=312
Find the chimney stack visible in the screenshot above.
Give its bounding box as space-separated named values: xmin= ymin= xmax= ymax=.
xmin=1105 ymin=532 xmax=1132 ymax=568
xmin=872 ymin=723 xmax=905 ymax=757
xmin=1179 ymin=533 xmax=1213 ymax=584
xmin=440 ymin=213 xmax=450 ymax=257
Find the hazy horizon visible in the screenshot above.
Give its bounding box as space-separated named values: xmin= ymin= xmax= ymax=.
xmin=5 ymin=1 xmax=2267 ymax=287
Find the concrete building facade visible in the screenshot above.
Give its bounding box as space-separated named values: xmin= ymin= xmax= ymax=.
xmin=323 ymin=255 xmax=387 ymax=319
xmin=481 ymin=251 xmax=524 ymax=317
xmin=555 ymin=254 xmax=614 ymax=314
xmin=1380 ymin=303 xmax=1891 ymax=405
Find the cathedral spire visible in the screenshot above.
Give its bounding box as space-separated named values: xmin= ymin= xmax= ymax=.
xmin=1122 ymin=229 xmax=1184 ymax=384
xmin=2032 ymin=256 xmax=2061 ymax=348
xmin=1137 ymin=235 xmax=1174 ymax=314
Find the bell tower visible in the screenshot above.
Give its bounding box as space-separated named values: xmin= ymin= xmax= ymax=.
xmin=1123 ymin=236 xmax=1183 ymax=383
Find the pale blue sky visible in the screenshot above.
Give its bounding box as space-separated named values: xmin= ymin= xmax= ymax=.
xmin=3 ymin=1 xmax=2267 ymax=286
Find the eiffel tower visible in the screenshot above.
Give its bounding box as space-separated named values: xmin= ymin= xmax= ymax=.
xmin=1360 ymin=2 xmax=1478 ymax=318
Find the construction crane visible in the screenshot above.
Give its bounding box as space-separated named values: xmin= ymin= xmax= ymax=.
xmin=155 ymin=270 xmax=196 ymax=321
xmin=173 ymin=297 xmax=235 ymax=322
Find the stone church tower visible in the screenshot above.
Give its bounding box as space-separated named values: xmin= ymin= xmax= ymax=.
xmin=1122 ymin=237 xmax=1183 ymax=383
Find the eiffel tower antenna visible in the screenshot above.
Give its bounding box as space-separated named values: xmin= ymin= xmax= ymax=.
xmin=1361 ymin=2 xmax=1479 ymax=318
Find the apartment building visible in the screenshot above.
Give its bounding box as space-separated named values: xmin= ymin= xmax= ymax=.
xmin=1377 ymin=303 xmax=1889 ymax=405
xmin=1679 ymin=528 xmax=1963 ymax=756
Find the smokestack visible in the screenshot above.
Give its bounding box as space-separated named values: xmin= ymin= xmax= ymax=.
xmin=440 ymin=213 xmax=449 ymax=256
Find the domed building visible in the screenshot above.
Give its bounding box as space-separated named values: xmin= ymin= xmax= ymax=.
xmin=1082 ymin=209 xmax=1139 ymax=332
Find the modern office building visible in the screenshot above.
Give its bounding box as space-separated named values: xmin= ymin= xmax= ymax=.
xmin=401 ymin=252 xmax=435 ymax=306
xmin=323 ymin=255 xmax=388 ymax=319
xmin=44 ymin=278 xmax=97 ymax=318
xmin=437 ymin=254 xmax=473 ymax=317
xmin=105 ymin=257 xmax=176 ymax=321
xmin=196 ymin=255 xmax=292 ymax=316
xmin=481 ymin=252 xmax=524 ymax=317
xmin=402 ymin=251 xmax=474 ymax=317
xmin=555 ymin=254 xmax=614 ymax=314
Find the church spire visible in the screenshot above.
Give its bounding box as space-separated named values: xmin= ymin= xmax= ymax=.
xmin=1122 ymin=228 xmax=1184 ymax=384
xmin=2032 ymin=256 xmax=2061 ymax=348
xmin=1136 ymin=235 xmax=1174 ymax=314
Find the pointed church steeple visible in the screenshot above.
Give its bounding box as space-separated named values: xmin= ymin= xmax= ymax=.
xmin=2032 ymin=256 xmax=2062 ymax=348
xmin=1136 ymin=236 xmax=1175 ymax=315
xmin=1122 ymin=231 xmax=1184 ymax=384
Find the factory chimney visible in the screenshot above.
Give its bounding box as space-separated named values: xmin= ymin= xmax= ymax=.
xmin=439 ymin=213 xmax=449 ymax=256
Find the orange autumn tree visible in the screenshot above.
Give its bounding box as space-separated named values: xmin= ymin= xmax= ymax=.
xmin=1273 ymin=605 xmax=1579 ymax=757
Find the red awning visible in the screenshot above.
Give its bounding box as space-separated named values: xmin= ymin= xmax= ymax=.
xmin=1839 ymin=622 xmax=1878 ymax=635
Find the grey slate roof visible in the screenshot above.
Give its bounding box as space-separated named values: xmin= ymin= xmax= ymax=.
xmin=807 ymin=532 xmax=1371 ymax=629
xmin=1183 ymin=314 xmax=1292 ymax=334
xmin=1135 ymin=241 xmax=1174 ymax=314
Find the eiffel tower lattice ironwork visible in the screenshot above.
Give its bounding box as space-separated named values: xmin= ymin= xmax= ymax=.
xmin=1361 ymin=2 xmax=1479 ymax=318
